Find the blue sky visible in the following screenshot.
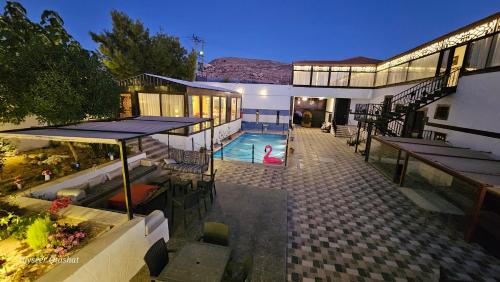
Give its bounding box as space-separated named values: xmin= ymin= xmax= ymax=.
xmin=8 ymin=0 xmax=500 ymax=63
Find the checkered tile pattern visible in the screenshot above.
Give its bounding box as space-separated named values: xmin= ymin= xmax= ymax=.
xmin=215 ymin=128 xmax=500 ymax=281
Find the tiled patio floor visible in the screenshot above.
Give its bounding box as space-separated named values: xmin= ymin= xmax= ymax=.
xmin=215 ymin=127 xmax=500 ymax=281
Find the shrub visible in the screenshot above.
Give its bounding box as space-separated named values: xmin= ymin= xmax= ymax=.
xmin=48 ymin=224 xmax=87 ymax=256
xmin=26 ymin=216 xmax=54 ymax=250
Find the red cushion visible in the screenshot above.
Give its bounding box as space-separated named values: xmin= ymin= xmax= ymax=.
xmin=108 ymin=184 xmax=159 ymax=209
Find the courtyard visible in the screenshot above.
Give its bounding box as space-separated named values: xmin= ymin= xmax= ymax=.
xmin=215 ymin=127 xmax=500 ymax=281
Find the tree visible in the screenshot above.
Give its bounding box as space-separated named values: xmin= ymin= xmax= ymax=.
xmin=0 ymin=2 xmax=122 ymax=161
xmin=0 ymin=1 xmax=121 ymax=126
xmin=90 ymin=11 xmax=197 ymax=81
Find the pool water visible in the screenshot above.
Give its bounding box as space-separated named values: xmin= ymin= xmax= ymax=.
xmin=214 ymin=133 xmax=287 ymax=163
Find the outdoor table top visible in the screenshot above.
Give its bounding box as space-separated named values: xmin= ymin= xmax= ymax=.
xmin=158 ymin=242 xmax=231 ymax=282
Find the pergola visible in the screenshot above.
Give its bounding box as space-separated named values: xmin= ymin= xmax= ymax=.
xmin=368 ymin=136 xmax=500 ymax=240
xmin=0 ymin=116 xmax=214 ymax=220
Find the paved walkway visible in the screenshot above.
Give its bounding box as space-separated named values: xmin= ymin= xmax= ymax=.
xmin=215 ymin=127 xmax=500 ymax=281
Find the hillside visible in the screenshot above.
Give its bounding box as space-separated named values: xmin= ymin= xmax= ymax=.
xmin=200 ymin=57 xmax=292 ymax=85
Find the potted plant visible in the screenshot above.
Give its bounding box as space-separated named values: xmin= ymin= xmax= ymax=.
xmin=14 ymin=176 xmax=23 ymax=190
xmin=41 ymin=168 xmax=52 ymax=181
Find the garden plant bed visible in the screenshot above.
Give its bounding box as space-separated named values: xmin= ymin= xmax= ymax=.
xmin=0 ymin=143 xmax=114 ymax=197
xmin=0 ymin=200 xmax=112 ymax=282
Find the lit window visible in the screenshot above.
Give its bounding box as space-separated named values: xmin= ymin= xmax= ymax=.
xmin=220 ymin=97 xmax=227 ymax=124
xmin=231 ymin=98 xmax=237 ymax=121
xmin=202 ymin=96 xmax=211 ymax=118
xmin=189 ymin=95 xmax=201 ymax=117
xmin=213 ymin=97 xmax=220 ymax=125
xmin=311 ymin=66 xmax=329 ymax=86
xmin=161 ymin=94 xmax=184 ymax=117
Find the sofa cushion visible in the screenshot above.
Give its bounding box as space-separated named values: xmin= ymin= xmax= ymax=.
xmin=57 ymin=187 xmax=87 ymax=202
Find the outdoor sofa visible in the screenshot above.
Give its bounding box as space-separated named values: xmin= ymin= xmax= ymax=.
xmin=162 ymin=148 xmax=209 ymax=174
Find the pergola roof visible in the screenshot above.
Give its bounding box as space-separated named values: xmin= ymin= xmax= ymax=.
xmin=375 ymin=136 xmax=500 ymax=187
xmin=0 ymin=116 xmax=212 ymax=144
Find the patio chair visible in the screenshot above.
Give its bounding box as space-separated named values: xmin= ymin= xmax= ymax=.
xmin=223 ymin=255 xmax=253 ymax=282
xmin=197 ymin=169 xmax=217 ymax=209
xmin=143 ymin=238 xmax=170 ymax=281
xmin=199 ymin=221 xmax=230 ymax=246
xmin=180 ymin=190 xmax=202 ymax=227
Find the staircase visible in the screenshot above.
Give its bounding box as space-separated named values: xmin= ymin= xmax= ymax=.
xmin=334 ymin=125 xmax=356 ymax=138
xmin=127 ymin=136 xmax=170 ymax=164
xmin=354 ymin=70 xmax=459 ymax=137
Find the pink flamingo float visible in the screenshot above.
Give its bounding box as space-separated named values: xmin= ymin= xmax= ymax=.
xmin=263 ymin=144 xmax=284 ymax=165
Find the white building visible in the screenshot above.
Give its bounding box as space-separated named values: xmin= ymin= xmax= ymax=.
xmin=197 ymin=12 xmax=500 ymax=156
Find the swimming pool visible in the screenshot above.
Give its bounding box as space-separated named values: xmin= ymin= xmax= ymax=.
xmin=214 ymin=133 xmax=287 ymax=163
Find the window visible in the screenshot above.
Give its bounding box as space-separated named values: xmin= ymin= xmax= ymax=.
xmin=201 ymin=96 xmax=211 ymax=118
xmin=466 ymin=36 xmax=493 ymax=71
xmin=256 ymin=110 xmax=260 ymax=123
xmin=329 ymin=71 xmax=349 ymax=86
xmin=213 ymin=97 xmax=220 ymax=125
xmin=189 ymin=95 xmax=201 ymax=117
xmin=434 ymin=105 xmax=450 ymax=120
xmin=220 ymin=97 xmax=227 ymax=124
xmin=438 ymin=50 xmax=450 ymax=74
xmin=161 ymin=94 xmax=184 ymax=117
xmin=138 ymin=93 xmax=161 ymax=116
xmin=434 ymin=132 xmax=447 ymax=141
xmin=236 ymin=98 xmax=241 ymax=119
xmin=375 ymin=69 xmax=388 ymax=87
xmin=387 ymin=62 xmax=409 ymax=85
xmin=349 ymin=72 xmax=375 ymax=87
xmin=487 ymin=34 xmax=500 ymax=67
xmin=231 ymin=98 xmax=237 ymax=121
xmin=407 ymin=53 xmax=439 ymax=81
xmin=311 ymin=66 xmax=329 ymax=86
xmin=276 ymin=110 xmax=280 ymax=124
xmin=293 ymin=66 xmax=311 ymax=85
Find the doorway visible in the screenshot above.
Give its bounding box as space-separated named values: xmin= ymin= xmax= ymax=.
xmin=334 ymin=98 xmax=351 ymax=125
xmin=448 ymin=45 xmax=467 ymax=86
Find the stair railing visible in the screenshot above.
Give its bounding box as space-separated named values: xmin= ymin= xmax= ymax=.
xmin=353 ymin=69 xmax=459 ymax=137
